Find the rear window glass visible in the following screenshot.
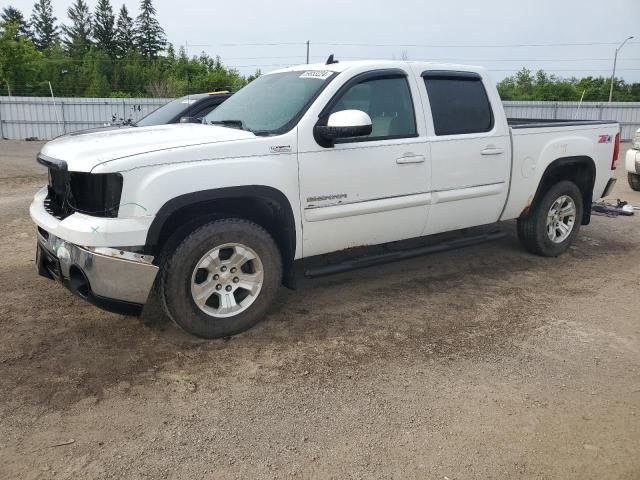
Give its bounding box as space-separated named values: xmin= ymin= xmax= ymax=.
xmin=423 ymin=76 xmax=493 ymax=135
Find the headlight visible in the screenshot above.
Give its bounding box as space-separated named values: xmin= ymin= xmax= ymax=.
xmin=633 ymin=129 xmax=640 ymax=150
xmin=68 ymin=172 xmax=123 ymax=218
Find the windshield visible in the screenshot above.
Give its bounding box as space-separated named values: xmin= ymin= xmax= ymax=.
xmin=203 ymin=70 xmax=335 ymax=135
xmin=135 ymin=95 xmax=202 ymax=127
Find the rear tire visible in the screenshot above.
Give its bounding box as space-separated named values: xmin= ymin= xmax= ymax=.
xmin=159 ymin=218 xmax=282 ymax=338
xmin=517 ymin=180 xmax=583 ymax=257
xmin=629 ymin=172 xmax=640 ymax=192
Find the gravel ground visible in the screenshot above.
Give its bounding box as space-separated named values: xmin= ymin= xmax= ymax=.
xmin=0 ymin=140 xmax=639 ymax=480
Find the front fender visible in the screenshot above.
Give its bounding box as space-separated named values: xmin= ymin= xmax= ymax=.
xmin=113 ymin=152 xmax=302 ymax=259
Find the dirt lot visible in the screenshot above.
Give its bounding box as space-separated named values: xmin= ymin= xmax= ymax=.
xmin=0 ymin=139 xmax=639 ymax=480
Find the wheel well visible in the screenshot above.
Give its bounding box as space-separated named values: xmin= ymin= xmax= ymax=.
xmin=146 ymin=187 xmax=297 ymax=288
xmin=524 ymin=156 xmax=596 ymax=225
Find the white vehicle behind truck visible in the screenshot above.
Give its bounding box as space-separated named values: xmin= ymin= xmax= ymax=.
xmin=626 ymin=127 xmax=640 ymax=191
xmin=31 ymin=59 xmax=620 ymax=338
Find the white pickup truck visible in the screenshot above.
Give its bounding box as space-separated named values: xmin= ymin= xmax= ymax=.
xmin=31 ymin=60 xmax=620 ymax=338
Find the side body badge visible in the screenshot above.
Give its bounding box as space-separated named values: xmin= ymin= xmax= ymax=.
xmin=270 ymin=145 xmax=292 ymax=153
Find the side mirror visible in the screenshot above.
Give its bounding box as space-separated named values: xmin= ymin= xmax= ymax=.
xmin=179 ymin=116 xmax=201 ymax=124
xmin=314 ymin=110 xmax=372 ymax=147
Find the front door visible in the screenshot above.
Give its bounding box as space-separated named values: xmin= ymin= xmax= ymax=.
xmin=298 ymin=70 xmax=431 ymax=257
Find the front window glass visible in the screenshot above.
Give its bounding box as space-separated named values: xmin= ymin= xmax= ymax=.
xmin=204 ymin=71 xmax=335 ymax=134
xmin=329 ymin=77 xmax=417 ymax=139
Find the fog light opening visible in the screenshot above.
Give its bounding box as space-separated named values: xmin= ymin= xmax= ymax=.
xmin=69 ymin=266 xmax=90 ymax=299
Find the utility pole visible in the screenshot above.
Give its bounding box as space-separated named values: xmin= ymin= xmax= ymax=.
xmin=609 ymin=36 xmax=634 ymax=102
xmin=306 ymin=40 xmax=310 ymax=64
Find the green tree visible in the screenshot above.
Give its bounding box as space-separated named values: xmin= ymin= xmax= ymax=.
xmin=114 ymin=4 xmax=134 ymax=57
xmin=135 ymin=0 xmax=166 ymax=58
xmin=515 ymin=68 xmax=534 ymax=98
xmin=84 ymin=50 xmax=111 ymax=96
xmin=62 ymin=0 xmax=92 ymax=57
xmin=0 ymin=22 xmax=43 ymax=95
xmin=29 ymin=0 xmax=58 ymax=51
xmin=93 ymin=0 xmax=116 ymax=56
xmin=246 ymin=69 xmax=261 ymax=83
xmin=1 ymin=6 xmax=30 ymax=39
xmin=496 ymin=68 xmax=639 ymax=102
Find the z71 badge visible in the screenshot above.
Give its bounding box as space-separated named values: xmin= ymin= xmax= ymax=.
xmin=598 ymin=135 xmax=612 ymax=144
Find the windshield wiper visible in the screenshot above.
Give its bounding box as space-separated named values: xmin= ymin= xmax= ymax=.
xmin=209 ymin=119 xmax=250 ymax=131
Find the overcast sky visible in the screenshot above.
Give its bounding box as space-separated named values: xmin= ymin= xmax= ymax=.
xmin=8 ymin=0 xmax=640 ymax=82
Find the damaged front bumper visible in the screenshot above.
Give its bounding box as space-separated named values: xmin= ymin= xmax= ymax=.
xmin=36 ymin=229 xmax=158 ymax=316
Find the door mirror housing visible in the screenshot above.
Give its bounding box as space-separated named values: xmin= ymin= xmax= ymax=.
xmin=314 ymin=110 xmax=372 ymax=147
xmin=179 ymin=116 xmax=202 ymax=124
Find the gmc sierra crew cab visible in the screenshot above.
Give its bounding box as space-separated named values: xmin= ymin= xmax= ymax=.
xmin=30 ymin=60 xmax=620 ymax=338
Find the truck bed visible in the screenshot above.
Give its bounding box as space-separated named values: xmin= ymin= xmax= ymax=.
xmin=508 ymin=118 xmax=618 ymax=129
xmin=500 ymin=118 xmax=619 ymax=222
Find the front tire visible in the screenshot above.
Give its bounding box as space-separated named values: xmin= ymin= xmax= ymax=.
xmin=629 ymin=173 xmax=640 ymax=192
xmin=517 ymin=180 xmax=583 ymax=257
xmin=159 ymin=219 xmax=282 ymax=338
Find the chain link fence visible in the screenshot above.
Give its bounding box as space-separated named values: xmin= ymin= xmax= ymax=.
xmin=1 ymin=97 xmax=639 ymax=141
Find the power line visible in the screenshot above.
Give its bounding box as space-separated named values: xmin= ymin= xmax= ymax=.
xmin=31 ymin=57 xmax=303 ymax=64
xmin=214 ymin=40 xmax=640 ymax=48
xmin=24 ymin=55 xmax=640 ymax=65
xmin=489 ymin=68 xmax=640 ymax=72
xmin=315 ymin=55 xmax=640 ymax=62
xmin=219 ymin=42 xmax=305 ymax=47
xmin=317 ymin=41 xmax=640 ymax=48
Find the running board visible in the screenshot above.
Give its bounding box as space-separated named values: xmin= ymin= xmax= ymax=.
xmin=304 ymin=231 xmax=506 ymax=279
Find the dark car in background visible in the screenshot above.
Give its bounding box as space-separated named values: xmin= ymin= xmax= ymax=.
xmin=135 ymin=91 xmax=232 ymax=126
xmin=66 ymin=91 xmax=232 ymax=136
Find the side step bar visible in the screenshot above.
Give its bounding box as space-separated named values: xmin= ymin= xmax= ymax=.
xmin=304 ymin=231 xmax=506 ymax=279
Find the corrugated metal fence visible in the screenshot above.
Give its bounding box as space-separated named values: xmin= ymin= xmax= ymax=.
xmin=1 ymin=96 xmax=639 ymax=141
xmin=502 ymin=101 xmax=640 ymax=141
xmin=0 ymin=96 xmax=171 ymax=141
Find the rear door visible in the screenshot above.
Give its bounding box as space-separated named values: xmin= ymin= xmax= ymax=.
xmin=297 ymin=68 xmax=431 ymax=257
xmin=416 ymin=70 xmax=510 ymax=234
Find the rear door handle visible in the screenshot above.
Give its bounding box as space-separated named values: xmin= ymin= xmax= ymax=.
xmin=396 ymin=154 xmax=426 ymax=164
xmin=481 ymin=146 xmax=505 ymax=155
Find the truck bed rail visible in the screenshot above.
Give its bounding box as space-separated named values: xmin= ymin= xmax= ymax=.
xmin=508 ymin=118 xmax=618 ymax=129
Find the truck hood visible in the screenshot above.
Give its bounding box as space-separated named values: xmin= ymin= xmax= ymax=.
xmin=40 ymin=123 xmax=256 ymax=172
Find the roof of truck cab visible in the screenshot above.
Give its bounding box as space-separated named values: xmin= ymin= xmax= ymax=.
xmin=270 ymin=60 xmax=488 ymax=75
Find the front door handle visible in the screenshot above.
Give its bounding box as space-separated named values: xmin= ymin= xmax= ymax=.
xmin=396 ymin=154 xmax=426 ymax=164
xmin=481 ymin=146 xmax=505 ymax=155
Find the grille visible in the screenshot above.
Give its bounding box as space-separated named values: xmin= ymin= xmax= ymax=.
xmin=38 ymin=154 xmax=123 ymax=220
xmin=44 ymin=167 xmax=72 ymax=220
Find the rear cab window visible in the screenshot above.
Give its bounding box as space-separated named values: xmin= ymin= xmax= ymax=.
xmin=422 ymin=71 xmax=494 ymax=136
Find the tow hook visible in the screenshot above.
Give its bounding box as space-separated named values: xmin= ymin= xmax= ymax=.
xmin=592 ymin=199 xmax=636 ymax=216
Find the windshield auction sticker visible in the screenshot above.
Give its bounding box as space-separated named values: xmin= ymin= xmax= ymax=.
xmin=299 ymin=70 xmax=333 ymax=80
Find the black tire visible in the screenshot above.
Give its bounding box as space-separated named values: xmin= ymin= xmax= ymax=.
xmin=629 ymin=173 xmax=640 ymax=192
xmin=517 ymin=180 xmax=583 ymax=257
xmin=159 ymin=218 xmax=282 ymax=338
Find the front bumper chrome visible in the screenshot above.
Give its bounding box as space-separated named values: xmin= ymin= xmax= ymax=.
xmin=36 ymin=229 xmax=159 ymax=315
